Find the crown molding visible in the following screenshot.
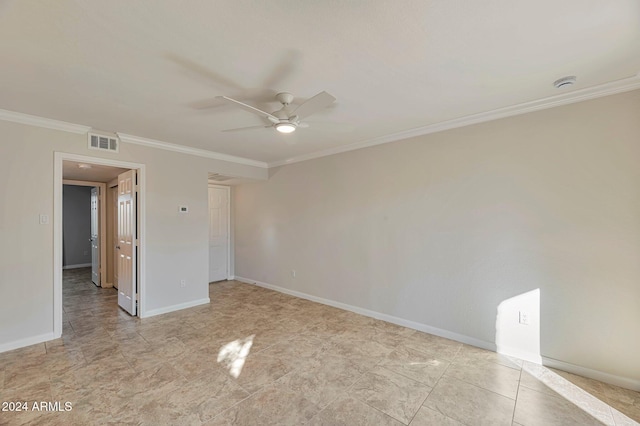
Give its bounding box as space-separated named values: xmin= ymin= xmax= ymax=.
xmin=117 ymin=133 xmax=268 ymax=168
xmin=268 ymin=74 xmax=640 ymax=168
xmin=3 ymin=74 xmax=639 ymax=171
xmin=0 ymin=108 xmax=268 ymax=169
xmin=0 ymin=109 xmax=91 ymax=134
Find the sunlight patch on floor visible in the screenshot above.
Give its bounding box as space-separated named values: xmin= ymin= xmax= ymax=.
xmin=522 ymin=362 xmax=624 ymax=425
xmin=217 ymin=335 xmax=254 ymax=378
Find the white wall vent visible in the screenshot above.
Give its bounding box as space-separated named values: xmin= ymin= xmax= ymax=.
xmin=88 ymin=132 xmax=119 ymax=153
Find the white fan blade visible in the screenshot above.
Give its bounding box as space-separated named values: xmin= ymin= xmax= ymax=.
xmin=303 ymin=121 xmax=354 ymax=132
xmin=292 ymin=91 xmax=336 ymax=120
xmin=222 ymin=125 xmax=271 ymax=133
xmin=217 ymin=96 xmax=280 ymax=123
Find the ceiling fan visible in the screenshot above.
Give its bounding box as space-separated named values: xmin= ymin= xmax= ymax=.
xmin=217 ymin=91 xmax=336 ymax=133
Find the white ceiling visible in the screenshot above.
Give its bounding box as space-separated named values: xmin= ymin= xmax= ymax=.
xmin=1 ymin=1 xmax=639 ymax=166
xmin=63 ymin=160 xmax=129 ymax=182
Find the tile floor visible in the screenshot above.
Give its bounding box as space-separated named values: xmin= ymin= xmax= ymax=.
xmin=0 ymin=268 xmax=638 ymax=425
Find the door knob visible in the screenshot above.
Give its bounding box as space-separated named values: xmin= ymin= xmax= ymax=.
xmin=116 ymin=246 xmax=121 ymax=249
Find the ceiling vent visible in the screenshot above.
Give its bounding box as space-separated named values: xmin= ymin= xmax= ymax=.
xmin=88 ymin=132 xmax=119 ymax=153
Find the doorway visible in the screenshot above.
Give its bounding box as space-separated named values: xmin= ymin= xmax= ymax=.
xmin=62 ymin=180 xmax=107 ymax=287
xmin=209 ymin=184 xmax=230 ymax=282
xmin=54 ymin=152 xmax=147 ymax=338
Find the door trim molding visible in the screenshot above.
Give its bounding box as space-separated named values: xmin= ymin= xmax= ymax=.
xmin=209 ymin=184 xmax=231 ymax=281
xmin=62 ymin=179 xmax=107 ymax=287
xmin=54 ymin=152 xmax=147 ymax=339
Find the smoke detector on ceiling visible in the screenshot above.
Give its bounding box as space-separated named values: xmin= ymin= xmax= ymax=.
xmin=553 ymin=76 xmax=577 ymax=89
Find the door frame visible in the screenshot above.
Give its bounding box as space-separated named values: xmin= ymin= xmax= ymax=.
xmin=208 ymin=184 xmax=231 ymax=281
xmin=62 ymin=179 xmax=107 ymax=287
xmin=54 ymin=152 xmax=147 ymax=338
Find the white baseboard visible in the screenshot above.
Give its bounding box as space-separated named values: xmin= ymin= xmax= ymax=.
xmin=0 ymin=332 xmax=57 ymax=354
xmin=142 ymin=297 xmax=210 ymax=318
xmin=235 ymin=276 xmax=640 ymax=392
xmin=542 ymin=356 xmax=640 ymax=392
xmin=228 ymin=275 xmax=235 ymax=280
xmin=497 ymin=345 xmax=543 ymax=365
xmin=62 ymin=263 xmax=91 ymax=270
xmin=234 ymin=276 xmax=496 ymax=351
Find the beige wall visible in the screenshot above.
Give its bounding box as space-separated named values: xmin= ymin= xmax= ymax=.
xmin=0 ymin=120 xmax=266 ymax=350
xmin=234 ymin=89 xmax=640 ymax=383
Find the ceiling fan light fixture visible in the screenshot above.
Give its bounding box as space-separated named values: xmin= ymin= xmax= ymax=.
xmin=276 ymin=122 xmax=296 ymax=133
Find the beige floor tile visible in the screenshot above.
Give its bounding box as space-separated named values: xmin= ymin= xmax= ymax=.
xmin=166 ymin=349 xmax=221 ymax=381
xmin=45 ymin=350 xmax=87 ymax=377
xmin=445 ymin=358 xmax=521 ymax=399
xmin=611 ymin=406 xmax=640 ymax=426
xmin=70 ymin=352 xmax=136 ymax=389
xmin=2 ymin=268 xmax=636 ymax=425
xmin=80 ymin=340 xmax=122 ymax=364
xmin=0 ymin=379 xmax=53 ymax=402
xmin=0 ymin=343 xmax=46 ymax=364
xmin=350 ymin=365 xmax=432 ymax=424
xmin=325 ymin=334 xmax=394 ymax=363
xmin=275 ymin=354 xmax=368 ymax=408
xmin=400 ymin=331 xmax=462 ymax=361
xmin=227 ymin=351 xmax=297 ymax=394
xmin=550 ymin=367 xmax=608 ymax=401
xmin=4 ymin=362 xmax=51 ymax=391
xmin=118 ymin=363 xmax=187 ymax=399
xmin=257 ymin=334 xmax=325 ymax=370
xmin=520 ymin=362 xmax=617 ymax=424
xmin=165 ymin=368 xmax=250 ymax=423
xmin=307 ymin=394 xmax=404 ymax=426
xmin=409 ymin=406 xmax=464 ymax=425
xmin=600 ymin=382 xmax=640 ymax=423
xmin=208 ymin=382 xmax=320 ymax=425
xmin=242 ymin=324 xmax=301 ymax=353
xmin=424 ymin=376 xmax=515 ymax=426
xmin=514 ymin=385 xmax=614 ymax=426
xmin=381 ymin=346 xmax=450 ymax=387
xmin=149 ymin=336 xmax=191 ymax=360
xmin=454 ymin=344 xmax=523 ymax=370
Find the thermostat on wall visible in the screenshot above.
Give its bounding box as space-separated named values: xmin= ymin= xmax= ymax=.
xmin=179 ymin=206 xmax=189 ymax=213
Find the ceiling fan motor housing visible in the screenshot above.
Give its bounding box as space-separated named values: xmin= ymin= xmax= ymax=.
xmin=276 ymin=92 xmax=294 ymax=105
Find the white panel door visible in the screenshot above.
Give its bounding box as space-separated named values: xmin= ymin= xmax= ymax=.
xmin=111 ymin=186 xmax=119 ymax=289
xmin=90 ymin=187 xmax=100 ymax=286
xmin=117 ymin=170 xmax=137 ymax=315
xmin=209 ymin=186 xmax=229 ymax=282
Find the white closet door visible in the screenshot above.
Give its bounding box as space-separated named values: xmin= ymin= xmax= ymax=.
xmin=209 ymin=186 xmax=229 ymax=282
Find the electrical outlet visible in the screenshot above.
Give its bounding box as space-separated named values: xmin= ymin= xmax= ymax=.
xmin=180 ymin=279 xmax=186 ymax=288
xmin=519 ymin=311 xmax=530 ymax=325
xmin=291 ymin=269 xmax=296 ymax=278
